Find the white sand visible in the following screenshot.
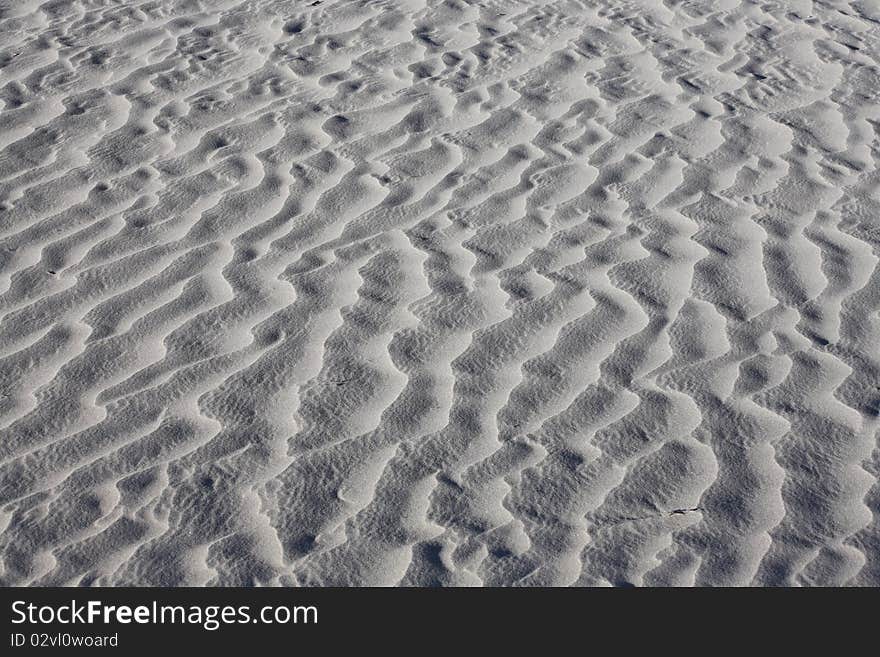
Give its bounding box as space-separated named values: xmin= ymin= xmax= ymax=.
xmin=0 ymin=0 xmax=878 ymax=586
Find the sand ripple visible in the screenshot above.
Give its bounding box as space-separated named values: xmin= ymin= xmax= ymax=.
xmin=1 ymin=0 xmax=878 ymax=586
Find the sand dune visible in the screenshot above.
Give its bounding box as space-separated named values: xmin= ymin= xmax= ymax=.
xmin=0 ymin=0 xmax=878 ymax=586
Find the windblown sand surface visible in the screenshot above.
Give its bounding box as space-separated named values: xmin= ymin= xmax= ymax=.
xmin=1 ymin=0 xmax=879 ymax=587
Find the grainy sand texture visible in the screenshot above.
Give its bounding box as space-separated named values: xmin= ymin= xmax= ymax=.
xmin=1 ymin=0 xmax=879 ymax=587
